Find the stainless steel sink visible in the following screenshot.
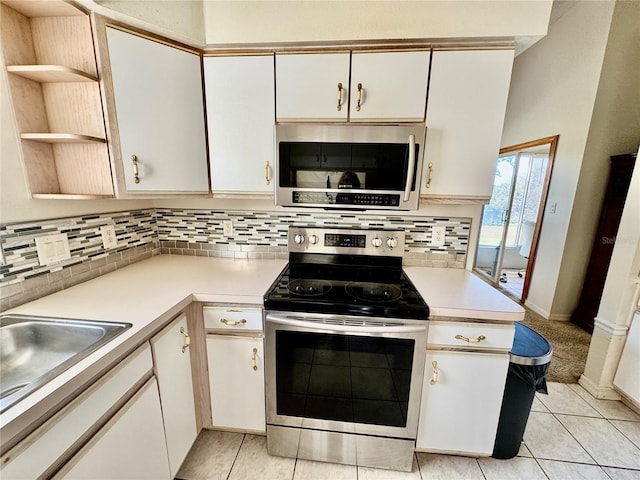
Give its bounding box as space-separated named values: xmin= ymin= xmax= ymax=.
xmin=0 ymin=314 xmax=131 ymax=413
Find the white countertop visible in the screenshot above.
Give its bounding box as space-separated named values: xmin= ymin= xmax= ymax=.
xmin=1 ymin=255 xmax=523 ymax=450
xmin=404 ymin=267 xmax=525 ymax=322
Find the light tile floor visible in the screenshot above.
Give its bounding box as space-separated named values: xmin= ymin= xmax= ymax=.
xmin=176 ymin=382 xmax=640 ymax=480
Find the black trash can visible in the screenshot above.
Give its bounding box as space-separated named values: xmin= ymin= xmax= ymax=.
xmin=492 ymin=322 xmax=553 ymax=459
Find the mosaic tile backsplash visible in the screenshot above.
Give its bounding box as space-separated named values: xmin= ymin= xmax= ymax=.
xmin=1 ymin=208 xmax=470 ymax=309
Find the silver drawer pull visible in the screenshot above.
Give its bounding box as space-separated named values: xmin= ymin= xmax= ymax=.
xmin=220 ymin=318 xmax=247 ymax=326
xmin=455 ymin=334 xmax=486 ymax=343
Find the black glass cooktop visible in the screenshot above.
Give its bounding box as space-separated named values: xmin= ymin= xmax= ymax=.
xmin=264 ymin=259 xmax=429 ymax=320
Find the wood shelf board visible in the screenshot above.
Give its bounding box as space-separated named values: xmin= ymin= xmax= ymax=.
xmin=3 ymin=1 xmax=84 ymax=18
xmin=21 ymin=133 xmax=106 ymax=143
xmin=31 ymin=193 xmax=114 ymax=200
xmin=7 ymin=65 xmax=97 ymax=82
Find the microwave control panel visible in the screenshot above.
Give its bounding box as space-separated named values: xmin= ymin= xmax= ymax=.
xmin=292 ymin=191 xmax=400 ymax=207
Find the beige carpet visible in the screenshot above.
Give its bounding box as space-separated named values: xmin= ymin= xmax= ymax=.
xmin=520 ymin=306 xmax=591 ymax=383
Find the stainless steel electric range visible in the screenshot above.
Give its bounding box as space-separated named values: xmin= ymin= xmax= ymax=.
xmin=263 ymin=226 xmax=429 ymax=472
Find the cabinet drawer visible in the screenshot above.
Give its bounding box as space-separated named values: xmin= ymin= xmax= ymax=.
xmin=427 ymin=321 xmax=514 ymax=351
xmin=1 ymin=344 xmax=153 ymax=479
xmin=203 ymin=306 xmax=262 ymax=331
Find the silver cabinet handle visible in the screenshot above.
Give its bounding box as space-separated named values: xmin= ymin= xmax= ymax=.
xmin=455 ymin=334 xmax=486 ymax=343
xmin=337 ymin=82 xmax=343 ymax=111
xmin=403 ymin=134 xmax=416 ymax=202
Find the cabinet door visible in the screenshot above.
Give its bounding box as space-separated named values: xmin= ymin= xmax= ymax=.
xmin=204 ymin=55 xmax=275 ymax=194
xmin=421 ymin=49 xmax=514 ymax=201
xmin=1 ymin=344 xmax=153 ymax=479
xmin=349 ymin=51 xmax=429 ymax=122
xmin=207 ymin=335 xmax=265 ymax=432
xmin=276 ymin=53 xmax=350 ymax=122
xmin=106 ymin=27 xmax=209 ymax=193
xmin=416 ymin=350 xmax=509 ymax=455
xmin=150 ymin=313 xmax=198 ymax=478
xmin=59 ymin=378 xmax=171 ymax=480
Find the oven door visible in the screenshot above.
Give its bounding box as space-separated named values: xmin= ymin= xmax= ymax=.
xmin=275 ymin=125 xmax=426 ymax=210
xmin=265 ymin=311 xmax=428 ymax=440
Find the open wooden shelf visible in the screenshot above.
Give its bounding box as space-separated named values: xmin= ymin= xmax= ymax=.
xmin=2 ymin=0 xmax=84 ymax=17
xmin=32 ymin=193 xmax=114 ymax=200
xmin=21 ymin=133 xmax=106 ymax=143
xmin=7 ymin=65 xmax=97 ymax=83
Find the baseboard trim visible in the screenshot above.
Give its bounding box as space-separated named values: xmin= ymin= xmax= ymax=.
xmin=524 ymin=300 xmax=550 ymax=319
xmin=579 ymin=374 xmax=622 ymax=400
xmin=549 ymin=313 xmax=571 ymax=322
xmin=614 ymin=387 xmax=640 ymax=415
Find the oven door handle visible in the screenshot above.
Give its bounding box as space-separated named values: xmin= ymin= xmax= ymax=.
xmin=266 ymin=313 xmax=427 ymax=334
xmin=403 ymin=134 xmax=416 ymax=202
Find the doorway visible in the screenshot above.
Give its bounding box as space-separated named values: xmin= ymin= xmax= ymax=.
xmin=474 ymin=136 xmax=558 ymax=302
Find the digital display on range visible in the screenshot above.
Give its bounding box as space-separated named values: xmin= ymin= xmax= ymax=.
xmin=324 ymin=234 xmax=366 ymax=248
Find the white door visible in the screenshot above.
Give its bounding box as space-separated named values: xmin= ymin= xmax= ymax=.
xmin=349 ymin=51 xmax=430 ymax=122
xmin=59 ymin=378 xmax=171 ymax=480
xmin=417 ymin=350 xmax=509 ymax=455
xmin=204 ymin=55 xmax=275 ymax=194
xmin=151 ymin=314 xmax=198 ymax=478
xmin=276 ymin=52 xmax=350 ymax=122
xmin=207 ymin=335 xmax=266 ymax=432
xmin=107 ymin=27 xmax=209 ymax=193
xmin=421 ymin=49 xmax=514 ymax=200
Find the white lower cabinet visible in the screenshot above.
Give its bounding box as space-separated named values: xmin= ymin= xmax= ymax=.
xmin=151 ymin=313 xmax=198 ymax=477
xmin=416 ymin=350 xmax=509 ymax=455
xmin=0 ymin=344 xmax=155 ymax=479
xmin=207 ymin=335 xmax=265 ymax=432
xmin=58 ymin=377 xmax=171 ymax=479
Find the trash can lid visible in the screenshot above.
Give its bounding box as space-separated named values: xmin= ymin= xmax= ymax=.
xmin=510 ymin=322 xmax=553 ymax=366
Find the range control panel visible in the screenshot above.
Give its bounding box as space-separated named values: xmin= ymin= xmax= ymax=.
xmin=288 ymin=227 xmax=405 ymax=257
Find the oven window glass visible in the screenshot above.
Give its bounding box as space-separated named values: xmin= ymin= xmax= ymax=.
xmin=275 ymin=331 xmax=414 ymax=427
xmin=278 ymin=142 xmax=418 ymax=191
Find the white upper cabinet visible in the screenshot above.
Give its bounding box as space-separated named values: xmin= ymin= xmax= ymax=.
xmin=204 ymin=55 xmax=275 ymax=194
xmin=276 ymin=53 xmax=350 ymax=122
xmin=275 ymin=50 xmax=429 ymax=123
xmin=106 ymin=27 xmax=209 ymax=194
xmin=349 ymin=51 xmax=429 ymax=123
xmin=421 ymin=49 xmax=514 ymax=201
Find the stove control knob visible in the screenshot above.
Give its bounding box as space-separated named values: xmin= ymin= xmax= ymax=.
xmin=309 ymin=234 xmax=319 ymax=245
xmin=371 ymin=237 xmax=383 ymax=248
xmin=387 ymin=237 xmax=398 ymax=249
xmin=294 ymin=233 xmax=305 ymax=245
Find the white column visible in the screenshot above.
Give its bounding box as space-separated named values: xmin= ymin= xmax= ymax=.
xmin=580 ymin=148 xmax=640 ymax=399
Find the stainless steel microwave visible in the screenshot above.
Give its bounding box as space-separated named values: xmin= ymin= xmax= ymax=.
xmin=274 ymin=125 xmax=426 ymax=210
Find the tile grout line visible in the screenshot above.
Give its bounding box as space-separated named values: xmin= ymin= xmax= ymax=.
xmin=226 ymin=433 xmax=247 ymax=480
xmin=548 ymin=411 xmax=602 ymax=469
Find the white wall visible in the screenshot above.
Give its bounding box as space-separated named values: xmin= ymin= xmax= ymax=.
xmin=0 ymin=60 xmax=154 ymax=224
xmin=91 ymin=0 xmax=206 ymax=45
xmin=554 ymin=0 xmax=640 ymax=317
xmin=202 ymin=1 xmax=552 ymax=46
xmin=500 ymin=1 xmax=617 ymax=319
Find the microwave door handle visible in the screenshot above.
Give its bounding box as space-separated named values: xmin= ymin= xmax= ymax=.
xmin=403 ymin=134 xmax=416 ymax=202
